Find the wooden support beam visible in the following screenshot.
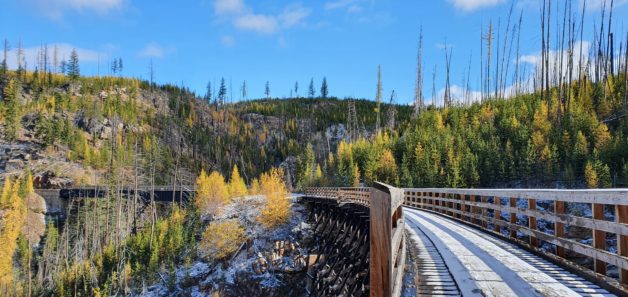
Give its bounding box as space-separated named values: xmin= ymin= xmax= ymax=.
xmin=617 ymin=204 xmax=628 ymax=286
xmin=494 ymin=196 xmax=501 ymax=233
xmin=510 ymin=198 xmax=517 ymax=238
xmin=528 ymin=198 xmax=538 ymax=247
xmin=555 ymin=201 xmax=566 ymax=258
xmin=481 ymin=196 xmax=488 ymax=229
xmin=592 ymin=203 xmax=607 ymax=275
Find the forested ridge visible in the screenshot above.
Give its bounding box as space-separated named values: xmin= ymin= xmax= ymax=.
xmin=1 ymin=0 xmax=628 ymax=292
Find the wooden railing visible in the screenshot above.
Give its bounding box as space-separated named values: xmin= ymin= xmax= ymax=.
xmin=403 ymin=188 xmax=628 ymax=292
xmin=303 ymin=184 xmax=406 ymax=297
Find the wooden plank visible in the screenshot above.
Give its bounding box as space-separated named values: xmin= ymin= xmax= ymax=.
xmin=592 ymin=203 xmax=607 ymax=275
xmin=555 ymin=200 xmax=566 ymax=258
xmin=618 ymin=204 xmax=628 ymax=286
xmin=528 ymin=198 xmax=538 ymax=247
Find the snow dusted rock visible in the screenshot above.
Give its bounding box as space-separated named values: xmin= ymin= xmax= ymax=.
xmin=140 ymin=284 xmax=169 ymax=297
xmin=188 ymin=262 xmax=211 ymax=279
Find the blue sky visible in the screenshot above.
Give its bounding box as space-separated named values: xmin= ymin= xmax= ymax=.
xmin=1 ymin=0 xmax=628 ymax=105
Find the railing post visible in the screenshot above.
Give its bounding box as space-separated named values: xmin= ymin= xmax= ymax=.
xmin=370 ymin=183 xmax=405 ymax=297
xmin=509 ymin=197 xmax=517 ymax=238
xmin=481 ymin=196 xmax=488 ymax=229
xmin=555 ymin=200 xmax=566 ymax=257
xmin=494 ymin=196 xmax=501 ymax=233
xmin=528 ymin=198 xmax=538 ymax=247
xmin=470 ymin=195 xmax=477 ymax=225
xmin=592 ymin=203 xmax=607 ymax=275
xmin=617 ymin=204 xmax=628 ymax=286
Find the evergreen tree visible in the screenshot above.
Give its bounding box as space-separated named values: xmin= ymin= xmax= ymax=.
xmin=294 ymin=81 xmax=299 ymax=97
xmin=241 ymin=80 xmax=247 ymax=100
xmin=308 ymin=78 xmax=315 ymax=98
xmin=321 ymin=77 xmax=328 ymax=98
xmin=265 ymin=81 xmax=271 ymax=99
xmin=1 ymin=39 xmax=8 ymax=76
xmin=3 ymin=78 xmax=20 ymax=141
xmin=67 ymin=49 xmax=80 ymax=79
xmin=218 ymin=77 xmax=227 ymax=106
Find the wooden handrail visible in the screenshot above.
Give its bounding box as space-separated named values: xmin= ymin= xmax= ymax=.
xmin=403 ymin=188 xmax=628 ymax=292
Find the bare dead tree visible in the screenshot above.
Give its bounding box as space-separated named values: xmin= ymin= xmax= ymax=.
xmin=414 ymin=27 xmax=424 ymax=117
xmin=484 ymin=20 xmax=493 ymax=100
xmin=444 ymin=42 xmax=453 ymax=107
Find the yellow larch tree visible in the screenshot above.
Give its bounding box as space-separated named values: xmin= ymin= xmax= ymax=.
xmin=249 ymin=178 xmax=260 ymax=195
xmin=194 ymin=170 xmax=229 ymax=218
xmin=228 ymin=165 xmax=248 ymax=199
xmin=0 ymin=179 xmax=26 ymax=290
xmin=200 ymin=219 xmax=245 ymax=262
xmin=258 ymin=168 xmax=291 ymax=228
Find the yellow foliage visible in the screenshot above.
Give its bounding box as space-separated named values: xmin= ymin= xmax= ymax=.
xmin=249 ymin=178 xmax=260 ymax=195
xmin=228 ymin=165 xmax=248 ymax=199
xmin=200 ymin=219 xmax=245 ymax=261
xmin=23 ymin=170 xmax=34 ymax=195
xmin=195 ymin=170 xmax=229 ymax=218
xmin=351 ymin=163 xmax=360 ymax=187
xmin=532 ymin=101 xmax=551 ymax=134
xmin=594 ymin=123 xmax=611 ymax=150
xmin=585 ymin=161 xmax=598 ymax=188
xmin=258 ymin=168 xmax=291 ymax=228
xmin=0 ymin=180 xmax=26 ymax=289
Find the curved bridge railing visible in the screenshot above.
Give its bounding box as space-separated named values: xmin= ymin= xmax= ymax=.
xmin=303 ymin=183 xmax=406 ymax=297
xmin=403 ymin=188 xmax=628 ymax=294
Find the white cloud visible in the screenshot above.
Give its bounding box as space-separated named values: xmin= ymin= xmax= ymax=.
xmin=221 ymin=35 xmax=236 ymax=47
xmin=234 ymin=14 xmax=279 ymax=34
xmin=429 ymin=85 xmax=483 ymax=106
xmin=324 ymin=0 xmax=359 ymax=10
xmin=520 ymin=41 xmax=591 ymax=81
xmin=6 ymin=43 xmax=105 ymax=70
xmin=138 ymin=43 xmax=167 ymax=58
xmin=280 ymin=4 xmax=311 ymax=28
xmin=213 ymin=0 xmax=310 ymax=36
xmin=448 ymin=0 xmax=506 ymax=12
xmin=30 ymin=0 xmax=125 ymax=19
xmin=214 ymin=0 xmax=245 ymax=15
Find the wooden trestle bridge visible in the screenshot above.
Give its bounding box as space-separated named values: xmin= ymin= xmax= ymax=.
xmin=301 ymin=184 xmax=628 ymax=297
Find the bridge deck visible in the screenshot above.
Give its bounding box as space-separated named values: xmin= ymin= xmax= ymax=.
xmin=405 ymin=207 xmax=616 ymax=297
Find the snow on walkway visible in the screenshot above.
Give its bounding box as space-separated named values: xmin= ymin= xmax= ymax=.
xmin=404 ymin=207 xmax=616 ymax=297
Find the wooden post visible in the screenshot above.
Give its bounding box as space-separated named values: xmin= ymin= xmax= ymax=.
xmin=481 ymin=196 xmax=488 ymax=229
xmin=470 ymin=195 xmax=477 ymax=225
xmin=494 ymin=197 xmax=501 ymax=233
xmin=617 ymin=204 xmax=628 ymax=285
xmin=592 ymin=203 xmax=607 ymax=275
xmin=370 ymin=184 xmax=392 ymax=297
xmin=528 ymin=198 xmax=538 ymax=247
xmin=555 ymin=201 xmax=566 ymax=258
xmin=460 ymin=194 xmax=466 ymax=221
xmin=370 ymin=183 xmax=405 ymax=297
xmin=509 ymin=198 xmax=517 ymax=238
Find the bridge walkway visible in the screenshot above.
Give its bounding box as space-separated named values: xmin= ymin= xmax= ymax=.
xmin=405 ymin=207 xmax=616 ymax=297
